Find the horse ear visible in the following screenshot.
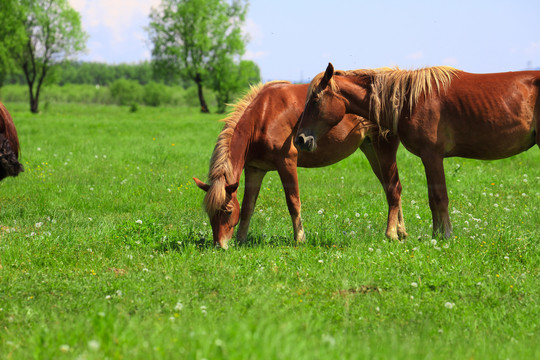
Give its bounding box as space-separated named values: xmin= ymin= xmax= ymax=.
xmin=320 ymin=62 xmax=334 ymax=89
xmin=193 ymin=177 xmax=210 ymax=192
xmin=225 ymin=182 xmax=239 ymax=194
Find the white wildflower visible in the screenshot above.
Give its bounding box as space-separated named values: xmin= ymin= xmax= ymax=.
xmin=88 ymin=340 xmax=100 ymax=351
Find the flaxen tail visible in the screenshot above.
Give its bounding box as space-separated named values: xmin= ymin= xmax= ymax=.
xmin=0 ymin=102 xmax=23 ymax=180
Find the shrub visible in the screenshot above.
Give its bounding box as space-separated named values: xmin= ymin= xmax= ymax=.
xmin=143 ymin=82 xmax=171 ymax=107
xmin=110 ymin=79 xmax=143 ymax=106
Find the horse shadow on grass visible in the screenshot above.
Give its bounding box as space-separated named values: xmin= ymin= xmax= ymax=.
xmin=155 ymin=230 xmax=352 ymax=253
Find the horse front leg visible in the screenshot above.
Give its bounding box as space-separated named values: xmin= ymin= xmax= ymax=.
xmin=360 ymin=134 xmax=407 ymax=240
xmin=421 ymin=154 xmax=452 ymax=238
xmin=277 ymin=160 xmax=305 ymax=243
xmin=236 ymin=166 xmax=266 ymax=244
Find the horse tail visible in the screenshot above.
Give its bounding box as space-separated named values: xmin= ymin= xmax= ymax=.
xmin=0 ymin=102 xmax=24 ymax=180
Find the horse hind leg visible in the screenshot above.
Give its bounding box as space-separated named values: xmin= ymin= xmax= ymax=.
xmin=421 ymin=153 xmax=453 ymax=238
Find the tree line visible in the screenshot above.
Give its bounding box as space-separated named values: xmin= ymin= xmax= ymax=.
xmin=2 ymin=61 xmax=155 ymax=87
xmin=0 ymin=0 xmax=260 ymax=114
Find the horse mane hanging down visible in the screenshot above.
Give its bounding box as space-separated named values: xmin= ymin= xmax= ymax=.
xmin=317 ymin=66 xmax=459 ymax=134
xmin=204 ymin=81 xmax=290 ymax=216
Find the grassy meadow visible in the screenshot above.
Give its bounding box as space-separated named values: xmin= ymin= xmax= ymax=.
xmin=0 ymin=101 xmax=539 ymax=359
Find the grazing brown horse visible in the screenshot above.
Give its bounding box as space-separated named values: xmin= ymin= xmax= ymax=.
xmin=296 ymin=63 xmax=539 ymax=238
xmin=0 ymin=102 xmax=23 ymax=180
xmin=194 ymin=81 xmax=407 ymax=249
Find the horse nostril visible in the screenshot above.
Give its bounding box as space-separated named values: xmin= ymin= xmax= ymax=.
xmin=295 ymin=133 xmax=316 ymax=151
xmin=295 ymin=134 xmax=306 ymax=147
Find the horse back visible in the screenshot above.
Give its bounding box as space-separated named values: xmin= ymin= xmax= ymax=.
xmin=243 ymin=82 xmax=368 ymax=169
xmin=409 ymin=71 xmax=539 ymax=159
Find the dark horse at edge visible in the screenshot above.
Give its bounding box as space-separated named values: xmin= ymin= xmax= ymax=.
xmin=0 ymin=102 xmax=23 ymax=181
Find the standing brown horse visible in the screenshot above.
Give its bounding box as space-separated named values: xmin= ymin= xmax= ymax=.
xmin=0 ymin=102 xmax=23 ymax=180
xmin=296 ymin=63 xmax=539 ymax=238
xmin=194 ymin=81 xmax=407 ymax=249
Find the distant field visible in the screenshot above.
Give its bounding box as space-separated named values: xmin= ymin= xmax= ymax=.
xmin=0 ymin=102 xmax=538 ymax=359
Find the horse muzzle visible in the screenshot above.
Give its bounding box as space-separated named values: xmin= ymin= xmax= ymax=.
xmin=294 ymin=133 xmax=317 ymax=152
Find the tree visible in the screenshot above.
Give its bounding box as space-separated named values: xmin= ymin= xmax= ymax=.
xmin=148 ymin=0 xmax=248 ymax=113
xmin=0 ymin=0 xmax=27 ymax=86
xmin=2 ymin=0 xmax=87 ymax=113
xmin=212 ymin=59 xmax=260 ymax=113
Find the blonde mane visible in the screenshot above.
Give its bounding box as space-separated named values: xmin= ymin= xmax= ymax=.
xmin=322 ymin=66 xmax=459 ymax=134
xmin=306 ymin=72 xmax=340 ymax=105
xmin=204 ymin=81 xmax=290 ymax=215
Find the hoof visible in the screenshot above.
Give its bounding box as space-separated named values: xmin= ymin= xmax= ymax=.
xmin=398 ymin=230 xmax=409 ymax=239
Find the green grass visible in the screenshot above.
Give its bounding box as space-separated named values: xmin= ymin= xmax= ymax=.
xmin=0 ymin=102 xmax=539 ymax=359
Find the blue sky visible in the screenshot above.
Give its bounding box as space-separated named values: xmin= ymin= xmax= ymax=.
xmin=68 ymin=0 xmax=540 ymax=82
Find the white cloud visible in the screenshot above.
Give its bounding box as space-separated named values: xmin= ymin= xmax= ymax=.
xmin=67 ymin=0 xmax=161 ymax=62
xmin=68 ymin=0 xmax=160 ymax=41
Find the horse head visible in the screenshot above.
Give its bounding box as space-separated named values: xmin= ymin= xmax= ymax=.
xmin=193 ymin=177 xmax=240 ymax=249
xmin=295 ymin=63 xmax=347 ymax=152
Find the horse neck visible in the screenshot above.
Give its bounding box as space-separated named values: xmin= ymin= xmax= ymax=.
xmin=336 ymin=76 xmax=372 ymax=119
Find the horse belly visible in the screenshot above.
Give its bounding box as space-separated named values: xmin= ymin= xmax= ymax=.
xmin=444 ymin=114 xmax=535 ymax=159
